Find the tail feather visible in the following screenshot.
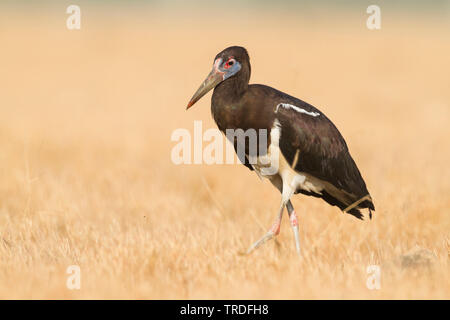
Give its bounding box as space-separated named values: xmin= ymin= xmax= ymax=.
xmin=296 ymin=188 xmax=375 ymax=220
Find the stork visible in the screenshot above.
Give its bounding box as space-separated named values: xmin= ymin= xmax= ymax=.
xmin=186 ymin=46 xmax=374 ymax=255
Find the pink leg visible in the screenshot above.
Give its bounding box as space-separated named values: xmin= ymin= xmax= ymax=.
xmin=246 ymin=205 xmax=284 ymax=254
xmin=287 ymin=201 xmax=301 ymax=255
xmin=269 ymin=216 xmax=282 ymax=235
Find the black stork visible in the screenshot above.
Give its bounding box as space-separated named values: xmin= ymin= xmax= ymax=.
xmin=186 ymin=46 xmax=374 ymax=255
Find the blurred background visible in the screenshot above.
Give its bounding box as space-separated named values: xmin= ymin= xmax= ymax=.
xmin=0 ymin=0 xmax=449 ymax=299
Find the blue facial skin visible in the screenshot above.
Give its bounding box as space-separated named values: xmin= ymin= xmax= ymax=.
xmin=222 ymin=60 xmax=241 ymax=80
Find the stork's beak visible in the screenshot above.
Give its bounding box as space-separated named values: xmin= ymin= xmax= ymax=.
xmin=187 ymin=63 xmax=224 ymax=110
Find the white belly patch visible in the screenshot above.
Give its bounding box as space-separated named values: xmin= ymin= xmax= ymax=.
xmin=251 ymin=118 xmax=324 ymax=195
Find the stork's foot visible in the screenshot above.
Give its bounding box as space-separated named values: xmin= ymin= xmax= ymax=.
xmin=246 ymin=220 xmax=281 ymax=255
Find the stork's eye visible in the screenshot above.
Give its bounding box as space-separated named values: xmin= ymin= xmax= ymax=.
xmin=224 ymin=58 xmax=235 ymax=69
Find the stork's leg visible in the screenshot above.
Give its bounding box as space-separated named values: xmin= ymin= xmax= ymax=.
xmin=246 ymin=179 xmax=295 ymax=255
xmin=246 ymin=202 xmax=284 ymax=255
xmin=286 ymin=200 xmax=301 ymax=255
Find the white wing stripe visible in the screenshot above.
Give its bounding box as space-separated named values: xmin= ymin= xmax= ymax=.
xmin=276 ymin=103 xmax=320 ymax=117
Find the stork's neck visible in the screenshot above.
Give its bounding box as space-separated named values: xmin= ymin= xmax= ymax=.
xmin=210 ymin=75 xmax=250 ymax=132
xmin=212 ymin=75 xmax=249 ymax=107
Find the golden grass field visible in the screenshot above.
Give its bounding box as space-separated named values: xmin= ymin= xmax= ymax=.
xmin=0 ymin=5 xmax=449 ymax=299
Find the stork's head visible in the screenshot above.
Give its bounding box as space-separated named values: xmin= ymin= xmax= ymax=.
xmin=187 ymin=46 xmax=250 ymax=109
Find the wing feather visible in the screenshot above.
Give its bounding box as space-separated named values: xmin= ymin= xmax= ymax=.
xmin=275 ymin=99 xmax=375 ymax=217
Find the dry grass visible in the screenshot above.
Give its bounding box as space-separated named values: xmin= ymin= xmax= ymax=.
xmin=0 ymin=7 xmax=449 ymax=299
